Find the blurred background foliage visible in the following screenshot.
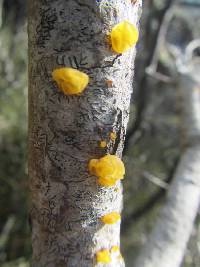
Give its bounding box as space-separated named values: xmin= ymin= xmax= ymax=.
xmin=0 ymin=0 xmax=199 ymax=266
xmin=0 ymin=0 xmax=30 ymax=266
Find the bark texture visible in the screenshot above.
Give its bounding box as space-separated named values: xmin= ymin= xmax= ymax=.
xmin=28 ymin=1 xmax=142 ymax=266
xmin=134 ymin=59 xmax=200 ymax=267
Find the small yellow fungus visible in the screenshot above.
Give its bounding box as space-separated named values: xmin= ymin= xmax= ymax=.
xmin=100 ymin=212 xmax=121 ymax=224
xmin=111 ymin=246 xmax=120 ymax=253
xmin=110 ymin=20 xmax=139 ymax=53
xmin=52 ymin=67 xmax=89 ymax=95
xmin=88 ymin=154 xmax=125 ymax=187
xmin=96 ymin=249 xmax=111 ymax=264
xmin=99 ymin=140 xmax=107 ymax=148
xmin=110 ymin=132 xmax=117 ymax=141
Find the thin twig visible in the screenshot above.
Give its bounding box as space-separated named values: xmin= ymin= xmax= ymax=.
xmin=142 ymin=171 xmax=169 ymax=190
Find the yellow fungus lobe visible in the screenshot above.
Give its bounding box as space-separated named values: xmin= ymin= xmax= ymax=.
xmin=111 ymin=246 xmax=120 ymax=253
xmin=88 ymin=154 xmax=125 ymax=187
xmin=52 ymin=67 xmax=89 ymax=95
xmin=99 ymin=140 xmax=107 ymax=148
xmin=101 ymin=212 xmax=121 ymax=224
xmin=96 ymin=249 xmax=111 ymax=264
xmin=110 ymin=132 xmax=117 ymax=141
xmin=110 ymin=20 xmax=139 ymax=54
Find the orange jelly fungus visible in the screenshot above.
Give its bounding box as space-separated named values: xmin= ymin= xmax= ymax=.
xmin=88 ymin=154 xmax=125 ymax=187
xmin=100 ymin=212 xmax=121 ymax=224
xmin=52 ymin=67 xmax=89 ymax=95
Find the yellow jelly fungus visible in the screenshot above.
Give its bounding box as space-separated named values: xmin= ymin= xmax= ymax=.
xmin=52 ymin=67 xmax=89 ymax=95
xmin=88 ymin=154 xmax=125 ymax=187
xmin=110 ymin=132 xmax=117 ymax=141
xmin=110 ymin=20 xmax=139 ymax=53
xmin=100 ymin=212 xmax=121 ymax=224
xmin=96 ymin=249 xmax=111 ymax=264
xmin=99 ymin=140 xmax=107 ymax=148
xmin=111 ymin=246 xmax=120 ymax=253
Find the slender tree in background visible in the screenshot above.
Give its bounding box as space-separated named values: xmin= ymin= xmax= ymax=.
xmin=134 ymin=39 xmax=200 ymax=267
xmin=28 ymin=1 xmax=142 ymax=266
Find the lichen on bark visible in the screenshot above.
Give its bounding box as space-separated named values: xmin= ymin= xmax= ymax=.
xmin=28 ymin=0 xmax=142 ymax=266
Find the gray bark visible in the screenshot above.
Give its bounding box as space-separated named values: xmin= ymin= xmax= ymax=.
xmin=134 ymin=56 xmax=200 ymax=267
xmin=28 ymin=1 xmax=142 ymax=267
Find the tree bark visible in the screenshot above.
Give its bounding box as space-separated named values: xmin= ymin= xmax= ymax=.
xmin=28 ymin=1 xmax=142 ymax=266
xmin=134 ymin=60 xmax=200 ymax=267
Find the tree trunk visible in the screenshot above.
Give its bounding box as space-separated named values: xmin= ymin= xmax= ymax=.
xmin=28 ymin=1 xmax=142 ymax=266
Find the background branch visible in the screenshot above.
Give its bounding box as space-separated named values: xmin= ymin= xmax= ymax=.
xmin=133 ymin=41 xmax=200 ymax=267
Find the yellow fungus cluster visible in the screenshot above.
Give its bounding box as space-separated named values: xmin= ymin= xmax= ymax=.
xmin=101 ymin=212 xmax=121 ymax=224
xmin=52 ymin=67 xmax=89 ymax=95
xmin=96 ymin=249 xmax=111 ymax=264
xmin=110 ymin=20 xmax=139 ymax=53
xmin=88 ymin=154 xmax=125 ymax=187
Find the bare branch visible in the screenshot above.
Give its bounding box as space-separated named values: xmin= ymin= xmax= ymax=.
xmin=124 ymin=0 xmax=176 ymax=151
xmin=121 ymin=156 xmax=179 ymax=231
xmin=134 ymin=145 xmax=200 ymax=267
xmin=134 ymin=49 xmax=200 ymax=267
xmin=142 ymin=171 xmax=169 ymax=190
